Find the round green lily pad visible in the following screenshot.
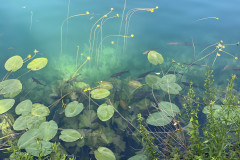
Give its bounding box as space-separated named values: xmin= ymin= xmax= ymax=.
xmin=128 ymin=80 xmax=143 ymax=89
xmin=94 ymin=147 xmax=116 ymax=160
xmin=160 ymin=82 xmax=182 ymax=94
xmin=97 ymin=104 xmax=114 ymax=121
xmin=27 ymin=58 xmax=48 ymax=71
xmin=147 ymin=50 xmax=164 ymax=65
xmin=15 ymin=99 xmax=32 ymax=116
xmin=38 ymin=120 xmax=58 ymax=141
xmin=25 ymin=140 xmax=52 ymax=157
xmin=161 ymin=74 xmax=176 ymax=83
xmin=18 ymin=129 xmax=39 ymax=149
xmin=0 ymin=99 xmax=15 ymax=114
xmin=13 ymin=115 xmax=29 ymax=131
xmin=158 ymin=101 xmax=180 ymax=117
xmin=91 ymin=89 xmax=110 ymax=99
xmin=59 ymin=129 xmax=82 ymax=142
xmin=146 ymin=112 xmax=172 ymax=126
xmin=4 ymin=55 xmax=23 ymax=72
xmin=31 ymin=103 xmax=50 ymax=117
xmin=65 ymin=101 xmax=84 ymax=117
xmin=145 ymin=74 xmax=162 ymax=89
xmin=98 ymin=81 xmax=113 ymax=90
xmin=27 ymin=115 xmax=46 ymax=129
xmin=0 ymin=79 xmax=22 ymax=98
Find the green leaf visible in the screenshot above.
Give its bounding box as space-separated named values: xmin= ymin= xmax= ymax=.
xmin=146 ymin=112 xmax=172 ymax=126
xmin=27 ymin=115 xmax=46 ymax=129
xmin=38 ymin=121 xmax=58 ymax=141
xmin=158 ymin=101 xmax=180 ymax=117
xmin=97 ymin=104 xmax=114 ymax=121
xmin=25 ymin=140 xmax=52 ymax=157
xmin=91 ymin=89 xmax=110 ymax=99
xmin=78 ymin=110 xmax=98 ymax=129
xmin=31 ymin=103 xmax=50 ymax=117
xmin=65 ymin=101 xmax=84 ymax=117
xmin=160 ymin=82 xmax=182 ymax=94
xmin=145 ymin=74 xmax=162 ymax=89
xmin=18 ymin=129 xmax=39 ymax=149
xmin=98 ymin=81 xmax=113 ymax=90
xmin=0 ymin=99 xmax=15 ymax=114
xmin=27 ymin=58 xmax=48 ymax=71
xmin=0 ymin=79 xmax=22 ymax=98
xmin=128 ymin=154 xmax=147 ymax=160
xmin=147 ymin=50 xmax=164 ymax=65
xmin=161 ymin=74 xmax=176 ymax=83
xmin=94 ymin=147 xmax=116 ymax=160
xmin=59 ymin=129 xmax=82 ymax=142
xmin=128 ymin=80 xmax=143 ymax=89
xmin=15 ymin=99 xmax=32 ymax=116
xmin=4 ymin=55 xmax=23 ymax=72
xmin=13 ymin=115 xmax=29 ymax=131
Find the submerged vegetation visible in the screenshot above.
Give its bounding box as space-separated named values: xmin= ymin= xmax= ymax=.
xmin=1 ymin=1 xmax=240 ymax=160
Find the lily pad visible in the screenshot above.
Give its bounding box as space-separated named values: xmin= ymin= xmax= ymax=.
xmin=94 ymin=147 xmax=116 ymax=160
xmin=160 ymin=82 xmax=182 ymax=94
xmin=59 ymin=129 xmax=82 ymax=142
xmin=31 ymin=103 xmax=50 ymax=117
xmin=147 ymin=50 xmax=164 ymax=65
xmin=13 ymin=115 xmax=29 ymax=131
xmin=97 ymin=104 xmax=114 ymax=121
xmin=128 ymin=80 xmax=143 ymax=89
xmin=4 ymin=55 xmax=23 ymax=72
xmin=98 ymin=81 xmax=113 ymax=90
xmin=161 ymin=74 xmax=176 ymax=83
xmin=145 ymin=74 xmax=162 ymax=89
xmin=27 ymin=115 xmax=46 ymax=129
xmin=0 ymin=99 xmax=15 ymax=114
xmin=15 ymin=99 xmax=32 ymax=116
xmin=0 ymin=79 xmax=22 ymax=98
xmin=25 ymin=140 xmax=52 ymax=157
xmin=65 ymin=101 xmax=84 ymax=117
xmin=38 ymin=121 xmax=58 ymax=141
xmin=18 ymin=129 xmax=39 ymax=149
xmin=91 ymin=89 xmax=110 ymax=99
xmin=158 ymin=101 xmax=180 ymax=117
xmin=27 ymin=58 xmax=48 ymax=71
xmin=146 ymin=112 xmax=172 ymax=126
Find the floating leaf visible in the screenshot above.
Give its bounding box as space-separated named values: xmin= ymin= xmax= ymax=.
xmin=161 ymin=74 xmax=176 ymax=83
xmin=158 ymin=101 xmax=180 ymax=117
xmin=98 ymin=81 xmax=113 ymax=90
xmin=4 ymin=55 xmax=23 ymax=72
xmin=160 ymin=82 xmax=182 ymax=94
xmin=146 ymin=112 xmax=172 ymax=126
xmin=18 ymin=129 xmax=39 ymax=149
xmin=27 ymin=58 xmax=48 ymax=71
xmin=38 ymin=121 xmax=58 ymax=141
xmin=31 ymin=103 xmax=50 ymax=117
xmin=91 ymin=89 xmax=110 ymax=99
xmin=59 ymin=129 xmax=82 ymax=142
xmin=0 ymin=79 xmax=22 ymax=98
xmin=97 ymin=104 xmax=114 ymax=121
xmin=13 ymin=115 xmax=29 ymax=131
xmin=94 ymin=147 xmax=116 ymax=160
xmin=25 ymin=140 xmax=52 ymax=157
xmin=145 ymin=74 xmax=162 ymax=89
xmin=0 ymin=99 xmax=15 ymax=114
xmin=128 ymin=154 xmax=147 ymax=160
xmin=147 ymin=50 xmax=164 ymax=65
xmin=65 ymin=101 xmax=84 ymax=117
xmin=15 ymin=99 xmax=32 ymax=116
xmin=128 ymin=80 xmax=143 ymax=89
xmin=27 ymin=115 xmax=46 ymax=129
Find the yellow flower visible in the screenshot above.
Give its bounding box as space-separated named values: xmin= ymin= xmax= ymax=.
xmin=116 ymin=14 xmax=119 ymax=17
xmin=130 ymin=34 xmax=134 ymax=37
xmin=150 ymin=9 xmax=154 ymax=13
xmin=33 ymin=49 xmax=39 ymax=54
xmin=222 ymin=45 xmax=225 ymax=48
xmin=177 ymin=62 xmax=181 ymax=66
xmin=216 ymin=46 xmax=219 ymax=49
xmin=218 ymin=49 xmax=222 ymax=51
xmin=217 ymin=53 xmax=221 ymax=56
xmin=111 ymin=41 xmax=114 ymax=45
xmin=155 ymin=6 xmax=159 ymax=9
xmin=220 ymin=40 xmax=223 ymax=43
xmin=110 ymin=8 xmax=114 ymax=11
xmin=235 ymin=57 xmax=238 ymax=60
xmin=87 ymin=56 xmax=91 ymax=60
xmin=172 ymin=59 xmax=175 ymax=63
xmin=216 ymin=17 xmax=219 ymax=20
xmin=97 ymin=24 xmax=100 ymax=27
xmin=86 ymin=11 xmax=90 ymax=15
xmin=27 ymin=54 xmax=31 ymax=58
